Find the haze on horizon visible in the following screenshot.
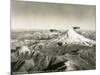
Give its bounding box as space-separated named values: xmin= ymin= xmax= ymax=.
xmin=11 ymin=0 xmax=96 ymax=31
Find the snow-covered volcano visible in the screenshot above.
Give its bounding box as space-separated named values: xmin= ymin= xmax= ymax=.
xmin=35 ymin=29 xmax=95 ymax=56
xmin=53 ymin=29 xmax=95 ymax=47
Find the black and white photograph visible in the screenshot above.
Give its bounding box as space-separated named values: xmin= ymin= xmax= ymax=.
xmin=11 ymin=0 xmax=96 ymax=75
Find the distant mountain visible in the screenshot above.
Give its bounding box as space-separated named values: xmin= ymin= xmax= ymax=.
xmin=54 ymin=29 xmax=95 ymax=47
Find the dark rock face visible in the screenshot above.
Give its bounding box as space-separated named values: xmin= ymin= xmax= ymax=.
xmin=57 ymin=42 xmax=63 ymax=46
xmin=11 ymin=51 xmax=65 ymax=74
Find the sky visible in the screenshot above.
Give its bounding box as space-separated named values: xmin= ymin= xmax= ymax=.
xmin=11 ymin=0 xmax=96 ymax=30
